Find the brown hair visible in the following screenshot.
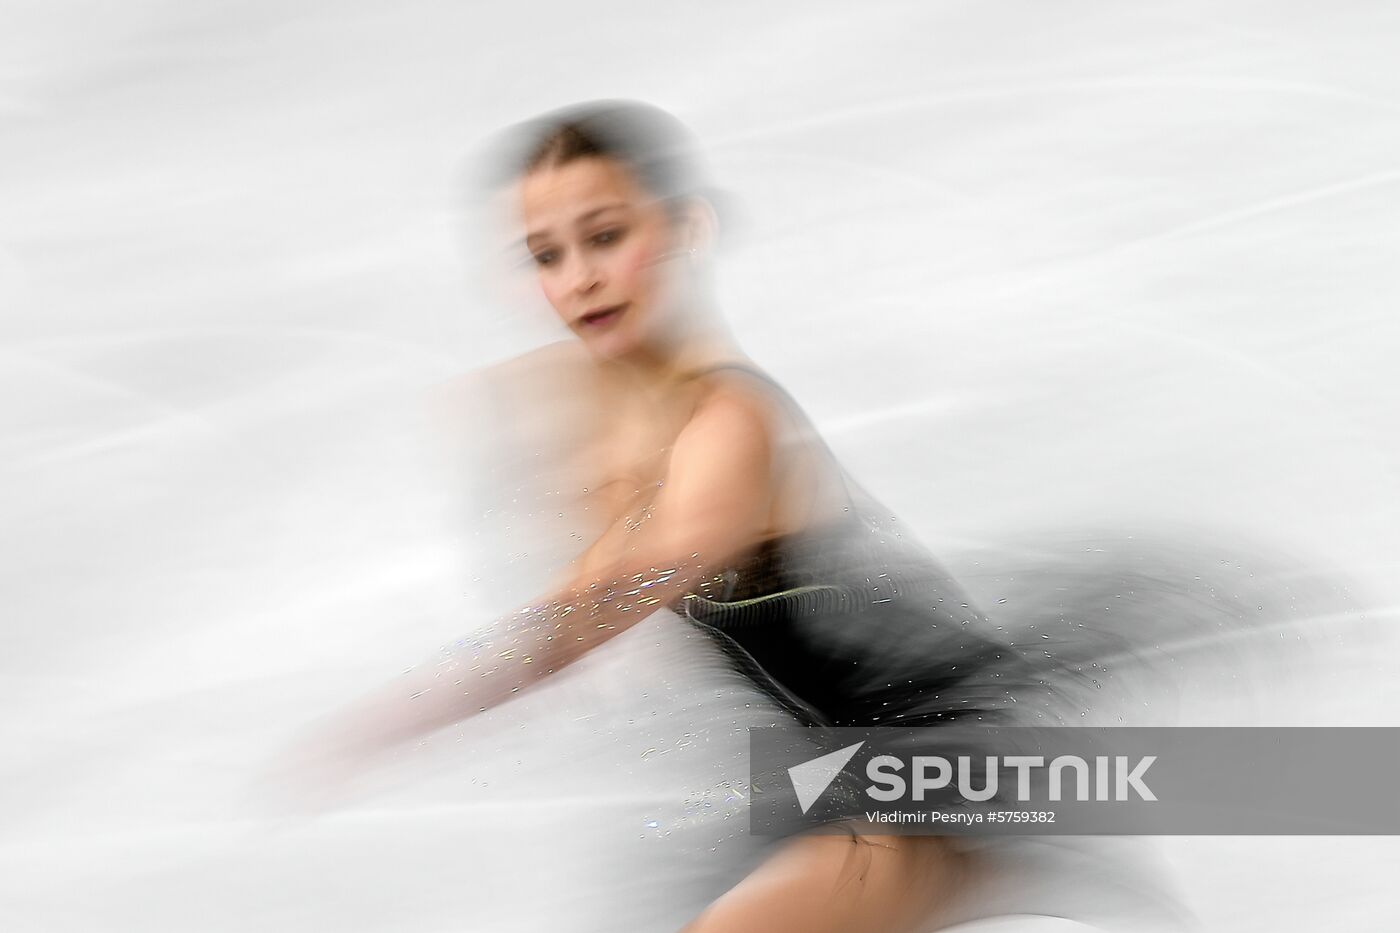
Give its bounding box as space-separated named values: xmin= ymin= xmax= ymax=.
xmin=479 ymin=99 xmax=723 ymax=222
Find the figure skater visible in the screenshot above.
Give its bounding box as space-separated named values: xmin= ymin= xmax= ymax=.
xmin=258 ymin=100 xmax=1353 ymax=932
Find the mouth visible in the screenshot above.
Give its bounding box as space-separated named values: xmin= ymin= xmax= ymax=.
xmin=577 ymin=303 xmax=628 ymax=329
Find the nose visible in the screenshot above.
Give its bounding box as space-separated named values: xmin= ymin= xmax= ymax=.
xmin=567 ymin=253 xmax=603 ymax=298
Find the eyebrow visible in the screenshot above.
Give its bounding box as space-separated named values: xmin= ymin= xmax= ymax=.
xmin=521 ymin=203 xmax=627 ymax=249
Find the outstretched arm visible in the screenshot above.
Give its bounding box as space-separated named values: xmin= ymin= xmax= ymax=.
xmin=277 ymin=386 xmax=777 ymax=785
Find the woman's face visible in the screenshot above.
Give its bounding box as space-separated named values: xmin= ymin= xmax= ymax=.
xmin=518 ymin=156 xmax=681 ymax=360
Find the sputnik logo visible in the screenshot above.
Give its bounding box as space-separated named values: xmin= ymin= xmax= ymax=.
xmin=788 ymin=741 xmax=865 ymax=814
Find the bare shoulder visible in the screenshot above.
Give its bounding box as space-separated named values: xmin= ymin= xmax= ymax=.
xmin=691 ymin=382 xmax=773 ymax=431
xmin=674 ymin=364 xmax=844 ymax=534
xmin=669 ymin=370 xmax=784 ymax=476
xmin=434 ymin=341 xmax=599 ymax=429
xmin=679 ymin=364 xmax=792 ymax=443
xmin=437 ymin=340 xmax=592 ymax=402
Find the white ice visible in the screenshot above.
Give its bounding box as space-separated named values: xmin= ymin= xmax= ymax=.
xmin=2 ymin=1 xmax=1398 ymax=930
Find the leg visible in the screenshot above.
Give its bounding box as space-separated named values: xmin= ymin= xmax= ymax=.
xmin=680 ymin=830 xmax=968 ymax=933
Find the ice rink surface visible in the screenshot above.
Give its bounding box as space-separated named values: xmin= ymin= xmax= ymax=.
xmin=3 ymin=1 xmax=1399 ymax=930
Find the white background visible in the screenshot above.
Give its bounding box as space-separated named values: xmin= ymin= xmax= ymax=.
xmin=3 ymin=1 xmax=1398 ymax=929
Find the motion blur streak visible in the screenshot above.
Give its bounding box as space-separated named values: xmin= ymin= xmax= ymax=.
xmin=2 ymin=2 xmax=1398 ymax=931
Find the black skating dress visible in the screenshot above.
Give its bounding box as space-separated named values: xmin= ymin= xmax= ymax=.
xmin=672 ymin=363 xmax=1071 ymax=738
xmin=655 ymin=362 xmax=1352 ymax=926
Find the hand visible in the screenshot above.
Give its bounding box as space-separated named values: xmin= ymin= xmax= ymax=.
xmin=241 ymin=712 xmax=397 ymax=822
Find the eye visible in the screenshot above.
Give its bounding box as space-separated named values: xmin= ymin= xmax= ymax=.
xmin=591 ymin=227 xmax=625 ymax=247
xmin=531 ymin=248 xmax=559 ymax=268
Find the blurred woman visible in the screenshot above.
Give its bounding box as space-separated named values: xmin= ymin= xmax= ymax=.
xmin=265 ymin=101 xmax=1343 ymax=931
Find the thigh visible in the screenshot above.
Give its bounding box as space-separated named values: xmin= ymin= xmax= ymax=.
xmin=681 ymin=828 xmax=966 ymax=933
